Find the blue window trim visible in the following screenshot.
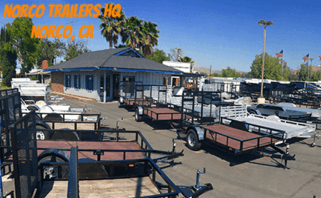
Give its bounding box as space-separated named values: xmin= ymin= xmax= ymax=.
xmin=86 ymin=75 xmax=94 ymax=91
xmin=74 ymin=75 xmax=80 ymax=89
xmin=65 ymin=74 xmax=71 ymax=88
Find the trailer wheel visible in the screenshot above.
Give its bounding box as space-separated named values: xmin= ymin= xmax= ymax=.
xmin=135 ymin=108 xmax=142 ymax=122
xmin=186 ymin=129 xmax=201 ymax=151
xmin=38 ymin=155 xmax=67 ymax=179
xmin=36 ymin=126 xmax=49 ymax=140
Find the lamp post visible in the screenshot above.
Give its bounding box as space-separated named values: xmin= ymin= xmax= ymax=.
xmin=258 ymin=20 xmax=273 ymax=101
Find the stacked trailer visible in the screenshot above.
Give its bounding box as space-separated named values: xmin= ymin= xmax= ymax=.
xmin=176 ymin=91 xmax=296 ymax=169
xmin=10 ymin=111 xmax=213 ymax=198
xmin=118 ymin=81 xmax=143 ymax=108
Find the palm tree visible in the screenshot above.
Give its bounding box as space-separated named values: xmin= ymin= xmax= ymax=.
xmin=141 ymin=21 xmax=159 ymax=56
xmin=180 ymin=56 xmax=194 ymax=73
xmin=99 ymin=4 xmax=126 ymax=49
xmin=122 ymin=16 xmax=144 ymax=49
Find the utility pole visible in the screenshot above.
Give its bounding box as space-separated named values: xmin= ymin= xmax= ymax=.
xmin=210 ymin=65 xmax=212 ymax=76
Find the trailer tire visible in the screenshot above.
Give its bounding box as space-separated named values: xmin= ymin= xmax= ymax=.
xmin=38 ymin=155 xmax=67 ymax=179
xmin=186 ymin=129 xmax=201 ymax=151
xmin=135 ymin=108 xmax=142 ymax=122
xmin=36 ymin=125 xmax=50 ymax=140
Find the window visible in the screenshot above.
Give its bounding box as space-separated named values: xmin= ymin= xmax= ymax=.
xmin=86 ymin=75 xmax=94 ymax=91
xmin=65 ymin=74 xmax=71 ymax=88
xmin=74 ymin=75 xmax=80 ymax=89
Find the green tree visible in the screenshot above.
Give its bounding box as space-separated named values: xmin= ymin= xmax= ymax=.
xmin=221 ymin=67 xmax=242 ymax=78
xmin=140 ymin=21 xmax=159 ymax=56
xmin=122 ymin=16 xmax=143 ymax=49
xmin=211 ymin=73 xmax=222 ymax=77
xmin=99 ymin=3 xmax=126 ymax=49
xmin=145 ymin=49 xmax=170 ymax=63
xmin=6 ymin=17 xmax=39 ymax=74
xmin=0 ymin=26 xmax=17 ymax=87
xmin=248 ymin=53 xmax=288 ymax=80
xmin=36 ymin=38 xmax=65 ymax=68
xmin=297 ymin=63 xmax=312 ymax=81
xmin=63 ymin=40 xmax=89 ymax=61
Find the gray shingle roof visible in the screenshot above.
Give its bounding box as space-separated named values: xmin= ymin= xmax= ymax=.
xmin=45 ymin=47 xmax=182 ymax=73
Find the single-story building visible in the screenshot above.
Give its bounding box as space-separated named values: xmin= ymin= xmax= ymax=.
xmin=45 ymin=47 xmax=186 ymax=102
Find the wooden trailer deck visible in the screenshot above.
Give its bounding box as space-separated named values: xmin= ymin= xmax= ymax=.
xmin=38 ymin=176 xmax=161 ymax=198
xmin=37 ymin=141 xmax=145 ymax=160
xmin=204 ymin=125 xmax=278 ymax=151
xmin=144 ymin=108 xmax=182 ymax=120
xmin=47 ymin=122 xmax=97 ymax=130
xmin=124 ymin=98 xmax=151 ymax=106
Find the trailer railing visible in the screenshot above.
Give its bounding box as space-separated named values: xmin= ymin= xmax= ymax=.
xmin=221 ymin=117 xmax=286 ymax=140
xmin=38 ymin=155 xmax=182 ymax=198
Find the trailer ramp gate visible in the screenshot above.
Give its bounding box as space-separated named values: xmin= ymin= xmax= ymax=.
xmin=11 ymin=111 xmax=38 ymax=198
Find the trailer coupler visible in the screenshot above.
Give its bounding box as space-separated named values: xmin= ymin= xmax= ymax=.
xmin=152 ymin=150 xmax=184 ymax=166
xmin=258 ymin=144 xmax=296 ymax=169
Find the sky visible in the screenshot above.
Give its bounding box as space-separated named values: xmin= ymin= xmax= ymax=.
xmin=1 ymin=0 xmax=321 ymax=72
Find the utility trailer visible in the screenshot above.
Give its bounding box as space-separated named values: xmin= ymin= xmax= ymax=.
xmin=34 ymin=112 xmax=105 ymax=141
xmin=219 ymin=106 xmax=319 ymax=146
xmin=9 ymin=111 xmax=213 ymax=198
xmin=174 ymin=91 xmax=296 ymax=169
xmin=247 ymin=103 xmax=313 ymax=121
xmin=134 ymin=85 xmax=184 ymax=122
xmin=118 ymin=81 xmax=144 ymax=108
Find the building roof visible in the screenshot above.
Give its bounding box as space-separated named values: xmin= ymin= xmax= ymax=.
xmin=45 ymin=47 xmax=183 ymax=75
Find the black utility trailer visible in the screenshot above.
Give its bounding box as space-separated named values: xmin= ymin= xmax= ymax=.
xmin=118 ymin=81 xmax=143 ymax=108
xmin=176 ymin=90 xmax=296 ymax=169
xmin=9 ymin=111 xmax=213 ymax=198
xmin=34 ymin=112 xmax=104 ymax=140
xmin=134 ymin=85 xmax=184 ymax=122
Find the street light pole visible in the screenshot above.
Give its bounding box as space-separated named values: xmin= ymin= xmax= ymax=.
xmin=258 ymin=20 xmax=273 ymax=100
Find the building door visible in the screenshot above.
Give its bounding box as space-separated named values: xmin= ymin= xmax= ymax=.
xmin=113 ymin=74 xmax=120 ymax=100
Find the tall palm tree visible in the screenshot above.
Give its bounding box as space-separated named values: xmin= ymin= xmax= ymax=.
xmin=141 ymin=21 xmax=159 ymax=56
xmin=122 ymin=16 xmax=144 ymax=49
xmin=99 ymin=4 xmax=126 ymax=49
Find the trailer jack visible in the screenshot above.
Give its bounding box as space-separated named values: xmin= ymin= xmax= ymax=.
xmin=179 ymin=168 xmax=213 ymax=198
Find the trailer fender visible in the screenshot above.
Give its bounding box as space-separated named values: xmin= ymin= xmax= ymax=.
xmin=187 ymin=126 xmax=205 ymax=141
xmin=38 ymin=149 xmax=70 ymax=162
xmin=137 ymin=106 xmax=143 ymax=115
xmin=248 ymin=108 xmax=261 ymax=115
xmin=36 ymin=121 xmax=51 ymax=129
